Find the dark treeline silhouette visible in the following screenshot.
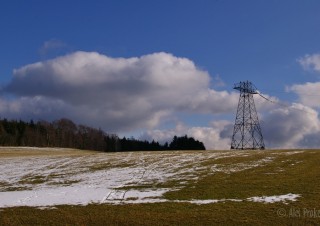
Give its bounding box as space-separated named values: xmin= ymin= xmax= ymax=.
xmin=169 ymin=135 xmax=206 ymax=150
xmin=0 ymin=118 xmax=118 ymax=151
xmin=0 ymin=118 xmax=206 ymax=151
xmin=119 ymin=135 xmax=205 ymax=151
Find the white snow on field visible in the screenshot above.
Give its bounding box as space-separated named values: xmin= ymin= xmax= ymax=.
xmin=210 ymin=156 xmax=275 ymax=174
xmin=0 ymin=148 xmax=303 ymax=208
xmin=247 ymin=193 xmax=300 ymax=204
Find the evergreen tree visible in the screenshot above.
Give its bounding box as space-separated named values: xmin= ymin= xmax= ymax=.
xmin=0 ymin=118 xmax=206 ymax=152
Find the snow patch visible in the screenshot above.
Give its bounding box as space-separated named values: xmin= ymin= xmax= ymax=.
xmin=247 ymin=193 xmax=300 ymax=204
xmin=0 ymin=148 xmax=301 ymax=208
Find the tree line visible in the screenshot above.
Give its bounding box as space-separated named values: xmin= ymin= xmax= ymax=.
xmin=0 ymin=118 xmax=205 ymax=152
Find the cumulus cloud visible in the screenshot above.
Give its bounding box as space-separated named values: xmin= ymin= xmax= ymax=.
xmin=211 ymin=74 xmax=225 ymax=87
xmin=275 ymin=53 xmax=320 ymax=147
xmin=262 ymin=103 xmax=320 ymax=148
xmin=141 ymin=121 xmax=233 ymax=150
xmin=142 ymin=101 xmax=320 ymax=150
xmin=287 ymin=82 xmax=320 ymax=108
xmin=0 ymin=96 xmax=72 ymax=121
xmin=286 ymin=53 xmax=320 ymax=108
xmin=3 ymin=51 xmax=238 ymax=132
xmin=298 ymin=131 xmax=320 ymax=148
xmin=4 ymin=51 xmax=320 ymax=149
xmin=298 ymin=54 xmax=320 ymax=72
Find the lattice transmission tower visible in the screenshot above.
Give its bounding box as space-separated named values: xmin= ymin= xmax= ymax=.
xmin=231 ymin=81 xmax=265 ymax=150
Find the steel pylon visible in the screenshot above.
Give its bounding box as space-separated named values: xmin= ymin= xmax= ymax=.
xmin=231 ymin=81 xmax=265 ymax=150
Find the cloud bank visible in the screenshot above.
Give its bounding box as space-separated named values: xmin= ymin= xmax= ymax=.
xmin=3 ymin=51 xmax=238 ymax=132
xmin=141 ymin=121 xmax=233 ymax=150
xmin=287 ymin=82 xmax=320 ymax=108
xmin=2 ymin=51 xmax=320 ymax=149
xmin=262 ymin=103 xmax=320 ymax=148
xmin=143 ymin=102 xmax=320 ymax=150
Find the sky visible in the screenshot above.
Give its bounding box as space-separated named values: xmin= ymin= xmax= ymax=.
xmin=1 ymin=0 xmax=320 ymax=149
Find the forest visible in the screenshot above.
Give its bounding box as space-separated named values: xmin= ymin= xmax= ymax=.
xmin=0 ymin=118 xmax=205 ymax=152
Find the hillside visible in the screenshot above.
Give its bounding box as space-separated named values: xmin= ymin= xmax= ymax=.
xmin=0 ymin=147 xmax=320 ymax=225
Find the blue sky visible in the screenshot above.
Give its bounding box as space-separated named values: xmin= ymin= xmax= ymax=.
xmin=1 ymin=0 xmax=320 ymax=149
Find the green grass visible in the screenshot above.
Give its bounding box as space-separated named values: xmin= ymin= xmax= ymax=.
xmin=1 ymin=202 xmax=319 ymax=226
xmin=1 ymin=149 xmax=320 ymax=225
xmin=164 ymin=150 xmax=320 ymax=200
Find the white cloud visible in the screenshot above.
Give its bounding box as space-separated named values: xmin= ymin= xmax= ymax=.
xmin=3 ymin=51 xmax=238 ymax=132
xmin=287 ymin=82 xmax=320 ymax=108
xmin=141 ymin=121 xmax=233 ymax=150
xmin=141 ymin=99 xmax=320 ymax=150
xmin=0 ymin=96 xmax=72 ymax=121
xmin=262 ymin=103 xmax=320 ymax=148
xmin=4 ymin=51 xmax=320 ymax=149
xmin=253 ymin=92 xmax=282 ymax=112
xmin=211 ymin=74 xmax=225 ymax=87
xmin=298 ymin=54 xmax=320 ymax=72
xmin=39 ymin=39 xmax=66 ymax=56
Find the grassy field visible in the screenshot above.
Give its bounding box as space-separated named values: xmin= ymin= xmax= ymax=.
xmin=0 ymin=147 xmax=320 ymax=225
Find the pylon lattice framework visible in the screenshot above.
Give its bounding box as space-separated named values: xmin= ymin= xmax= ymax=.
xmin=231 ymin=81 xmax=265 ymax=150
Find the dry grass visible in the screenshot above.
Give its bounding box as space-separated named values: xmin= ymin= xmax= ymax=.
xmin=1 ymin=148 xmax=320 ymax=225
xmin=1 ymin=202 xmax=319 ymax=226
xmin=0 ymin=147 xmax=96 ymax=158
